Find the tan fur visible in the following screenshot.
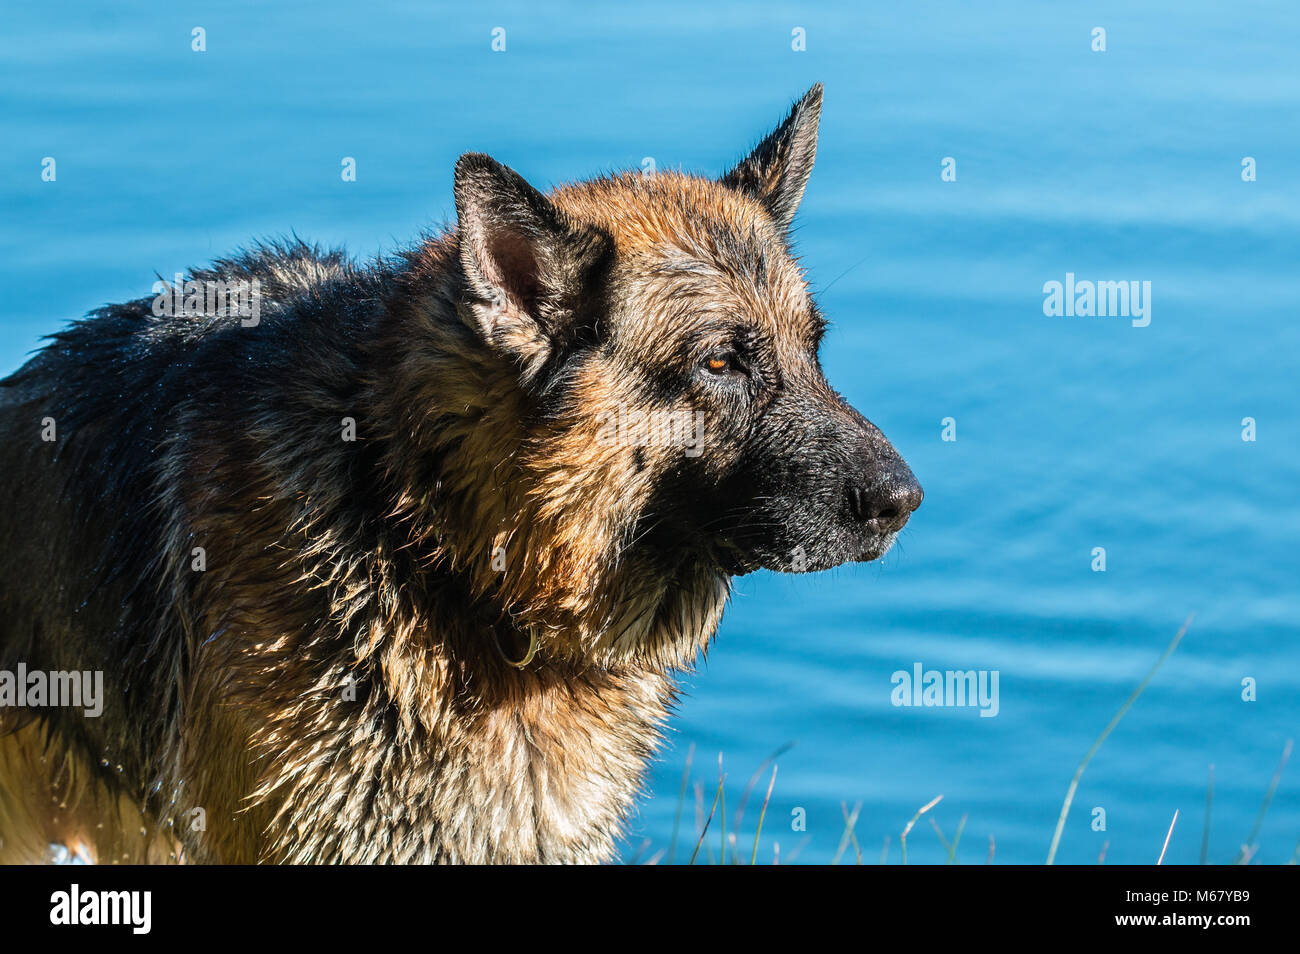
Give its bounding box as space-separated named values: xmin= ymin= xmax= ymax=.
xmin=0 ymin=724 xmax=178 ymax=864
xmin=0 ymin=88 xmax=875 ymax=864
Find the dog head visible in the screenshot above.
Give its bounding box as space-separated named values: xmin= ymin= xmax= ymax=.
xmin=443 ymin=84 xmax=921 ymax=665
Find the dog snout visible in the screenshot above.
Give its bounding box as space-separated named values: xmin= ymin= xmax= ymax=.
xmin=846 ymin=466 xmax=923 ymax=534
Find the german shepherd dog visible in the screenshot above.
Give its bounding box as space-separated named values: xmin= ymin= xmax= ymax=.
xmin=0 ymin=84 xmax=921 ymax=863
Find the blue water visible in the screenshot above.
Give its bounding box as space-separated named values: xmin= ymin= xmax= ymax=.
xmin=2 ymin=2 xmax=1296 ymax=864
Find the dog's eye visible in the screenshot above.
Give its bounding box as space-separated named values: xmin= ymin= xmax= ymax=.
xmin=703 ymin=351 xmax=736 ymax=375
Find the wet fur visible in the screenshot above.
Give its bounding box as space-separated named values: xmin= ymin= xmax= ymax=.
xmin=0 ymin=85 xmax=916 ymax=863
xmin=0 ymin=238 xmax=696 ymax=863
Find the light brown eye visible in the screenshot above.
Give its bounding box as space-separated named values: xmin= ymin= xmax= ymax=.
xmin=704 ymin=353 xmax=733 ymax=374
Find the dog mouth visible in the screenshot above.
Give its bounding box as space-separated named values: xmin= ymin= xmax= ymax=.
xmin=854 ymin=531 xmax=898 ymax=564
xmin=715 ymin=541 xmax=762 ymax=576
xmin=713 ymin=531 xmax=898 ymax=576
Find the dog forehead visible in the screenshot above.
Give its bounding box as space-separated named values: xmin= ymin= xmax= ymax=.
xmin=552 ymin=171 xmax=767 ymax=249
xmin=552 ymin=172 xmax=814 ymax=342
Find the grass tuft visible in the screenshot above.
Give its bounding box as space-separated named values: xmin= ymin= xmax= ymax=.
xmin=649 ymin=612 xmax=1295 ymax=865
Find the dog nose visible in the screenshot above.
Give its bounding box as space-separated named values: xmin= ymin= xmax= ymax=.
xmin=847 ymin=471 xmax=923 ymax=533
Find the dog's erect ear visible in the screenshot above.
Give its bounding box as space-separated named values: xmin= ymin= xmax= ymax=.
xmin=721 ymin=83 xmax=823 ymax=231
xmin=453 ymin=153 xmax=611 ymax=382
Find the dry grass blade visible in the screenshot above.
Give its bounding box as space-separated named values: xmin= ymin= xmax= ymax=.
xmin=1157 ymin=809 xmax=1179 ymax=865
xmin=750 ymin=764 xmax=778 ymax=865
xmin=929 ymin=816 xmax=950 ymax=853
xmin=1046 ymin=613 xmax=1192 ymax=865
xmin=832 ymin=800 xmax=863 ymax=864
xmin=626 ymin=838 xmax=651 ymax=865
xmin=717 ymin=753 xmax=728 ymax=864
xmin=947 ymin=813 xmax=968 ymax=864
xmin=900 ymin=794 xmax=943 ymax=865
xmin=784 ymin=835 xmax=812 ymax=864
xmin=689 ymin=774 xmax=725 ymax=865
xmin=732 ymin=742 xmax=795 ymax=835
xmin=1233 ymin=738 xmax=1292 ymax=864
